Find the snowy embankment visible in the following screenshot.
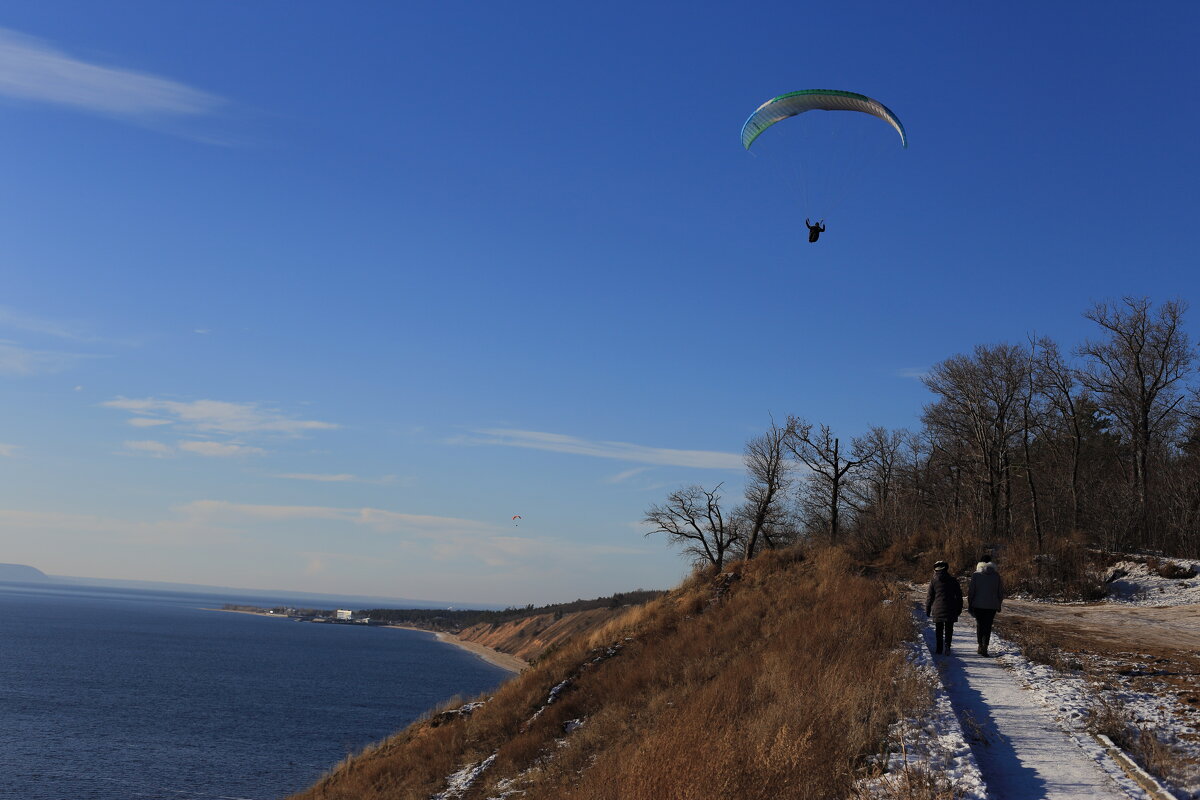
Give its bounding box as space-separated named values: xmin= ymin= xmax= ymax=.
xmin=858 ymin=640 xmax=987 ymax=799
xmin=1104 ymin=559 xmax=1200 ymax=606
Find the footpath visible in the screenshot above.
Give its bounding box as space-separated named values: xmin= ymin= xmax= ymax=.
xmin=918 ymin=609 xmax=1147 ymax=799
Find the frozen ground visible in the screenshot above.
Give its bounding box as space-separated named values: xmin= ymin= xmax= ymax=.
xmin=997 ymin=634 xmax=1200 ymax=799
xmin=1005 ymin=596 xmax=1200 ymax=652
xmin=998 ymin=556 xmax=1200 ymax=799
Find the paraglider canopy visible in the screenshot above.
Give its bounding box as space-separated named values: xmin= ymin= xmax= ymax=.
xmin=740 ymin=89 xmax=907 ymax=151
xmin=740 ymin=88 xmax=907 ymax=223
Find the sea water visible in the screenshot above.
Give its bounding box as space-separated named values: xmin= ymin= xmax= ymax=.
xmin=0 ymin=581 xmax=511 ymax=799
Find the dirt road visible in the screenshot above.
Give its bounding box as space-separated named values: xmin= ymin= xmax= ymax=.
xmin=1003 ymin=598 xmax=1200 ymax=652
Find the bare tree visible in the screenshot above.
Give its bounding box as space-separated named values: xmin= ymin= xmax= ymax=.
xmin=848 ymin=426 xmax=908 ymax=545
xmin=922 ymin=343 xmax=1031 ymax=539
xmin=850 ymin=426 xmax=907 ymax=509
xmin=1076 ymin=297 xmax=1193 ymax=539
xmin=786 ymin=417 xmax=875 ymax=542
xmin=644 ymin=484 xmax=741 ymax=570
xmin=1034 ymin=336 xmax=1087 ymax=532
xmin=1021 ymin=336 xmax=1049 ymax=549
xmin=740 ymin=418 xmax=793 ymax=560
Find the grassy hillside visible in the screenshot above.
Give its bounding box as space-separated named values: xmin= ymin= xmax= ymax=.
xmin=289 ymin=548 xmax=931 ymax=800
xmin=454 ymin=606 xmax=630 ymax=664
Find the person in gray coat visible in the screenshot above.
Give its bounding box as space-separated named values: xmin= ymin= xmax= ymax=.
xmin=925 ymin=560 xmax=963 ymax=655
xmin=968 ymin=556 xmax=1004 ymax=656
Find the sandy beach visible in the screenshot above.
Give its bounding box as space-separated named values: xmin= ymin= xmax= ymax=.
xmin=386 ymin=625 xmax=528 ymax=674
xmin=205 ymin=611 xmax=526 ymax=674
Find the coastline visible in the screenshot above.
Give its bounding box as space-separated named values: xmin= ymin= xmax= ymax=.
xmin=386 ymin=625 xmax=528 ymax=674
xmin=203 ymin=610 xmax=527 ymax=674
xmin=206 ymin=607 xmax=291 ymax=618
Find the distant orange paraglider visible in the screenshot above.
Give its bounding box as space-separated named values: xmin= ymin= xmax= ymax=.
xmin=512 ymin=515 xmax=522 ymax=527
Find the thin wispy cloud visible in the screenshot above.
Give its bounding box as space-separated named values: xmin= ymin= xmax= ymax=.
xmin=456 ymin=428 xmax=744 ymax=470
xmin=272 ymin=473 xmax=401 ymax=484
xmin=123 ymin=440 xmax=173 ymax=457
xmin=177 ymin=500 xmax=494 ymax=533
xmin=104 ymin=397 xmax=338 ymax=437
xmin=178 ymin=500 xmax=512 ymax=562
xmin=0 ymin=340 xmax=91 ymax=375
xmin=108 ymin=398 xmax=333 ymax=461
xmin=897 ymin=367 xmax=929 ymax=380
xmin=123 ymin=439 xmax=265 ymax=458
xmin=0 ymin=443 xmax=18 ymax=457
xmin=0 ymin=307 xmax=91 ymax=340
xmin=175 ymin=501 xmax=633 ymax=566
xmin=178 ymin=441 xmax=264 ymax=458
xmin=179 ymin=500 xmax=354 ymax=523
xmin=0 ymin=508 xmax=229 ymax=547
xmin=0 ymin=28 xmax=222 ymax=119
xmin=605 ymin=466 xmax=652 ymax=484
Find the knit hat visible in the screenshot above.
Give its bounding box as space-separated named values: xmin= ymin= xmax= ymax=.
xmin=933 ymin=560 xmax=948 ymax=571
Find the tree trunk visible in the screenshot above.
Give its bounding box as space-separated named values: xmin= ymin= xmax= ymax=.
xmin=829 ymin=437 xmax=841 ymax=542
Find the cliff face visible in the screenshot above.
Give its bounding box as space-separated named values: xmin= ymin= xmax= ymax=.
xmin=455 ymin=606 xmax=627 ymax=663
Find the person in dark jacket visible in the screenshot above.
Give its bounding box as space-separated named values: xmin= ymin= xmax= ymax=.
xmin=968 ymin=556 xmax=1004 ymax=656
xmin=925 ymin=560 xmax=963 ymax=655
xmin=805 ymin=218 xmax=826 ymax=243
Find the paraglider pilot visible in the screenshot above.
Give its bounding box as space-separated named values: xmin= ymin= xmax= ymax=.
xmin=805 ymin=219 xmax=826 ymax=243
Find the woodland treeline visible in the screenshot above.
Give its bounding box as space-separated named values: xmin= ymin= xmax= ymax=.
xmin=645 ymin=297 xmax=1200 ymax=574
xmin=362 ymin=589 xmax=666 ymax=630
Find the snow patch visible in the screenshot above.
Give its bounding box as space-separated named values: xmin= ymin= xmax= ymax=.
xmin=432 ymin=753 xmax=497 ymax=800
xmin=1104 ymin=560 xmax=1200 ymax=606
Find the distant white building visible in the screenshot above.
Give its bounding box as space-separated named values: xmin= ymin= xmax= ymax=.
xmin=336 ymin=609 xmax=353 ymax=620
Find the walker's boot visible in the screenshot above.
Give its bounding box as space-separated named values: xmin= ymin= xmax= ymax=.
xmin=977 ymin=644 xmax=985 ymax=655
xmin=934 ymin=645 xmax=943 ymax=655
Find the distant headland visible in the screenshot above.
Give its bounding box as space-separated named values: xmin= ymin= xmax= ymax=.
xmin=0 ymin=563 xmax=51 ymax=582
xmin=0 ymin=565 xmax=498 ymax=610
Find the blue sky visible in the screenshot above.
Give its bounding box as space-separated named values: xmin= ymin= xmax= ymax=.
xmin=1 ymin=2 xmax=1197 ymax=604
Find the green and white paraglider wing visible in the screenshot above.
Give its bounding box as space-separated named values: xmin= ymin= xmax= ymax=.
xmin=740 ymin=89 xmax=907 ymax=151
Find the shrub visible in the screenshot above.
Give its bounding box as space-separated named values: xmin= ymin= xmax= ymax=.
xmin=1153 ymin=559 xmax=1197 ymax=580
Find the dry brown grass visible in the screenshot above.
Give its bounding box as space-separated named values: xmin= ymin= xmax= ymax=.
xmin=456 ymin=606 xmax=631 ymax=664
xmin=875 ymin=527 xmax=984 ymax=584
xmin=288 ymin=546 xmax=929 ymax=800
xmin=1002 ymin=534 xmax=1107 ymax=600
xmin=1001 ymin=616 xmax=1078 ymax=673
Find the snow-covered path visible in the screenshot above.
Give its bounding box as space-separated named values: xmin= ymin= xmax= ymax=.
xmin=919 ymin=612 xmax=1144 ymax=800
